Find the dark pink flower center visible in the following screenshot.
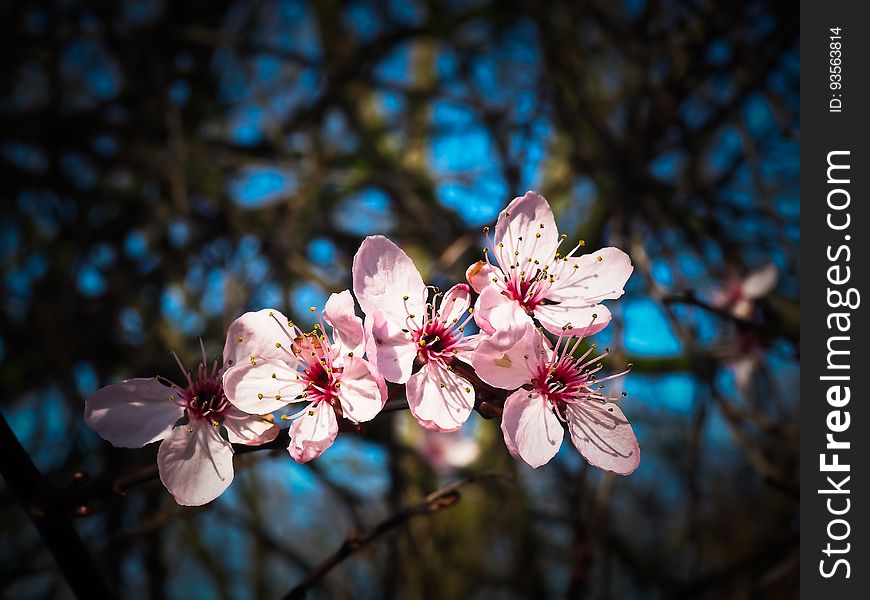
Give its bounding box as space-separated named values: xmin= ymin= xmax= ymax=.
xmin=183 ymin=376 xmax=228 ymax=422
xmin=303 ymin=357 xmax=341 ymax=406
xmin=533 ymin=359 xmax=590 ymax=409
xmin=414 ymin=316 xmax=462 ymax=364
xmin=504 ymin=274 xmax=550 ymax=312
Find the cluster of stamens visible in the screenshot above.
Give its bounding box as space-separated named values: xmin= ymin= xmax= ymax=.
xmin=162 ymin=342 xmax=228 ymax=427
xmin=254 ymin=309 xmax=345 ymax=418
xmin=482 ymin=212 xmax=602 ymax=314
xmin=401 ymin=286 xmax=475 ymax=368
xmin=527 ymin=329 xmax=630 ymax=417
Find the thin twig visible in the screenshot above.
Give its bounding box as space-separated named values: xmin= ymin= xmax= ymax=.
xmin=281 ymin=471 xmax=510 ymax=600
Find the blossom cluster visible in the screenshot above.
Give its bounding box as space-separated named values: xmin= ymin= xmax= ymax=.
xmin=85 ymin=192 xmax=639 ymax=505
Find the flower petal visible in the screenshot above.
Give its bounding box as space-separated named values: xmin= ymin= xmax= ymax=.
xmin=85 ymin=378 xmax=184 ymax=448
xmin=406 ymin=362 xmax=475 ymax=432
xmin=352 ymin=235 xmax=426 ymax=324
xmin=472 ymin=323 xmax=543 ymax=390
xmin=368 ymin=311 xmax=416 ymax=383
xmin=741 ymin=263 xmax=778 ymax=299
xmin=500 ymin=389 xmax=563 ymax=468
xmin=465 ymin=260 xmax=502 ymax=294
xmin=493 ymin=191 xmax=560 ymax=270
xmin=287 ymin=403 xmax=339 ymax=463
xmin=221 ymin=406 xmax=280 ymax=445
xmin=473 ymin=285 xmax=532 ymax=335
xmin=157 ymin=421 xmax=234 ymax=506
xmin=565 ymin=401 xmax=639 ymax=475
xmin=547 ymin=247 xmax=633 ymax=304
xmin=323 ymin=290 xmax=366 ymax=356
xmin=534 ymin=302 xmax=612 ymax=337
xmin=222 ymin=359 xmax=305 ymax=414
xmin=452 ymin=333 xmax=481 ymax=365
xmin=223 ymin=308 xmax=295 ymax=368
xmin=437 ymin=283 xmax=471 ymax=324
xmin=337 ymin=356 xmax=386 ymax=422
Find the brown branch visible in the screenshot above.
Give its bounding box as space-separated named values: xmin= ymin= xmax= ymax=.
xmin=0 ymin=410 xmax=114 ymax=599
xmin=280 ymin=471 xmax=510 ymax=600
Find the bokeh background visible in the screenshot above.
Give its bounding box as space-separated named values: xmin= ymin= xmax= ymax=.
xmin=1 ymin=0 xmax=799 ymax=598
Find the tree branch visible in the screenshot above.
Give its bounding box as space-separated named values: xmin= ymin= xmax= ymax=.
xmin=0 ymin=410 xmax=114 ymax=599
xmin=280 ymin=471 xmax=509 ymax=600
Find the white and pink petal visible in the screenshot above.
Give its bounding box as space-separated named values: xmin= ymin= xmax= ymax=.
xmin=223 ymin=308 xmax=294 ymax=368
xmin=323 ymin=290 xmax=366 ymax=356
xmin=221 ymin=406 xmax=280 ymax=446
xmin=287 ymin=403 xmax=339 ymax=463
xmin=336 ymin=356 xmax=386 ymax=423
xmin=157 ymin=421 xmax=235 ymax=506
xmin=500 ymin=390 xmax=563 ymax=468
xmin=406 ymin=363 xmax=475 ymax=432
xmin=222 ymin=359 xmax=305 ymax=414
xmin=85 ymin=378 xmax=184 ymax=448
xmin=565 ymin=401 xmax=639 ymax=475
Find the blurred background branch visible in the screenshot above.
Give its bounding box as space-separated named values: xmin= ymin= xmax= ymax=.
xmin=1 ymin=0 xmax=798 ymax=597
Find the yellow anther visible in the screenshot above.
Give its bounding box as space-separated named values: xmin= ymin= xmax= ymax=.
xmin=187 ymin=426 xmax=193 ymax=433
xmin=596 ymin=255 xmax=602 ymax=262
xmin=348 ymin=351 xmax=354 ymax=357
xmin=271 ymin=372 xmax=277 ymax=378
xmin=281 ymin=415 xmax=290 ymax=420
xmin=236 ymin=336 xmax=243 ymax=343
xmin=308 ymin=410 xmax=315 ymax=416
xmin=309 ymin=306 xmax=316 ymax=312
xmin=464 ymin=387 xmax=471 ymax=393
xmin=579 ymin=240 xmax=586 ymax=246
xmin=535 ymin=232 xmax=541 ymax=238
xmin=275 ymin=342 xmax=282 ymax=348
xmin=402 ymin=295 xmax=409 ymax=300
xmin=275 ymin=394 xmax=281 ymax=400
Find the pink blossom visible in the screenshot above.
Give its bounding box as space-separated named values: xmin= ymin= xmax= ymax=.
xmin=728 ymin=332 xmax=766 ymax=395
xmin=472 ymin=323 xmax=639 ymax=473
xmin=222 ymin=291 xmax=386 ymax=463
xmin=418 ymin=429 xmax=480 ymax=476
xmin=711 ymin=263 xmax=778 ymax=320
xmin=352 ymin=235 xmax=478 ymax=432
xmin=467 ymin=191 xmax=633 ymax=337
xmin=84 ymin=339 xmax=279 ymax=506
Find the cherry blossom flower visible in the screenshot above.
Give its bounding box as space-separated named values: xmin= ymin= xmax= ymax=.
xmin=466 ymin=191 xmax=633 ymax=337
xmin=352 ymin=235 xmax=478 ymax=432
xmin=472 ymin=323 xmax=639 ymax=473
xmin=418 ymin=429 xmax=480 ymax=476
xmin=711 ymin=262 xmax=778 ymax=320
xmin=222 ymin=291 xmax=386 ymax=463
xmin=84 ymin=339 xmax=279 ymax=506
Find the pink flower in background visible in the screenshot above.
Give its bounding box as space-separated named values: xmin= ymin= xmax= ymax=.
xmin=85 ymin=339 xmax=279 ymax=506
xmin=418 ymin=429 xmax=480 ymax=476
xmin=353 ymin=235 xmax=478 ymax=432
xmin=711 ymin=262 xmax=778 ymax=320
xmin=472 ymin=323 xmax=639 ymax=473
xmin=222 ymin=291 xmax=386 ymax=463
xmin=467 ymin=191 xmax=633 ymax=338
